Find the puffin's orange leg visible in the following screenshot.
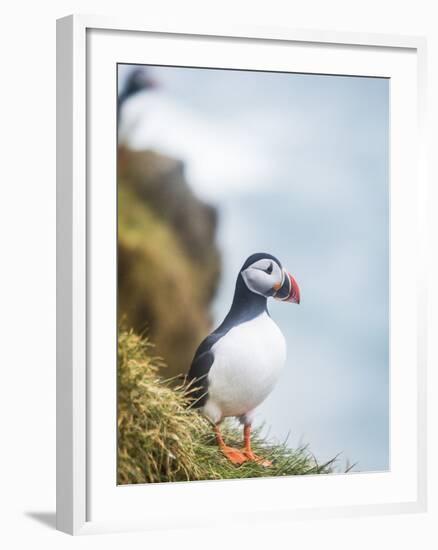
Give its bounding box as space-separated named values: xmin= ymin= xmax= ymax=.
xmin=214 ymin=425 xmax=248 ymax=465
xmin=242 ymin=425 xmax=272 ymax=467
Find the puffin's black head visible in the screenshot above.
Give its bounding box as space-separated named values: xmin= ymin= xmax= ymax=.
xmin=123 ymin=68 xmax=157 ymax=98
xmin=240 ymin=252 xmax=300 ymax=304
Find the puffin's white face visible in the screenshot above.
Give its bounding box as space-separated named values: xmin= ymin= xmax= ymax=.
xmin=241 ymin=257 xmax=300 ymax=303
xmin=241 ymin=258 xmax=282 ymax=297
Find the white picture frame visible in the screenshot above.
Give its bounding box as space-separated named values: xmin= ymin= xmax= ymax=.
xmin=56 ymin=14 xmax=428 ymax=535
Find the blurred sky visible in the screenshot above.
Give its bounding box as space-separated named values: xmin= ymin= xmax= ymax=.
xmin=119 ymin=64 xmax=389 ymax=472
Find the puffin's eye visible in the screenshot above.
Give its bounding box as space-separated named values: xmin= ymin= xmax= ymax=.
xmin=266 ymin=262 xmax=273 ymax=275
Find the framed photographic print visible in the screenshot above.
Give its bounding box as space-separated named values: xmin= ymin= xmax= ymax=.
xmin=56 ymin=15 xmax=427 ymax=535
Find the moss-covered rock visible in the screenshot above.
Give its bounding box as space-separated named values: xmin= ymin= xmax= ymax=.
xmin=118 ymin=148 xmax=221 ymax=377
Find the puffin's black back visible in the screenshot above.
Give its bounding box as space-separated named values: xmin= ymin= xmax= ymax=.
xmin=187 ymin=252 xmax=280 ymax=407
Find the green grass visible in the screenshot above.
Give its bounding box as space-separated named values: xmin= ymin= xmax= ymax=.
xmin=118 ymin=329 xmax=339 ymax=485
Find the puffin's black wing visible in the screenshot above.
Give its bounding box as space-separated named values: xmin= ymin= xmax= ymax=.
xmin=186 ymin=349 xmax=214 ymax=408
xmin=186 ymin=321 xmax=233 ymax=408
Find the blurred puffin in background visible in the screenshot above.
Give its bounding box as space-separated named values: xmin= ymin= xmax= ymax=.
xmin=117 ymin=66 xmax=270 ymax=201
xmin=118 ymin=68 xmax=157 ymax=118
xmin=117 ymin=68 xmax=157 ymax=146
xmin=187 ymin=253 xmax=300 ymax=466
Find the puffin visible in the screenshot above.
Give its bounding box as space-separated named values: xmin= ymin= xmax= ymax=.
xmin=118 ymin=67 xmax=157 ymax=120
xmin=187 ymin=252 xmax=300 ymax=466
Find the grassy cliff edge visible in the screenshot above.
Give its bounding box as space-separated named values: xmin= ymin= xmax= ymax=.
xmin=118 ymin=329 xmax=337 ymax=484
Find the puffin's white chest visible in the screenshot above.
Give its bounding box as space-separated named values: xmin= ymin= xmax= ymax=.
xmin=206 ymin=312 xmax=286 ymax=420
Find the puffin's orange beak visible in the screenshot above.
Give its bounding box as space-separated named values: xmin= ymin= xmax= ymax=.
xmin=273 ymin=270 xmax=300 ymax=304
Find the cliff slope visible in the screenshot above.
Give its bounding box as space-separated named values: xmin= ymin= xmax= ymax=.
xmin=118 ymin=148 xmax=221 ymax=378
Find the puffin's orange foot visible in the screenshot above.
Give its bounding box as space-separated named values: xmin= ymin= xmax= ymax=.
xmin=243 ymin=450 xmax=272 ymax=467
xmin=220 ymin=446 xmax=248 ymax=465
